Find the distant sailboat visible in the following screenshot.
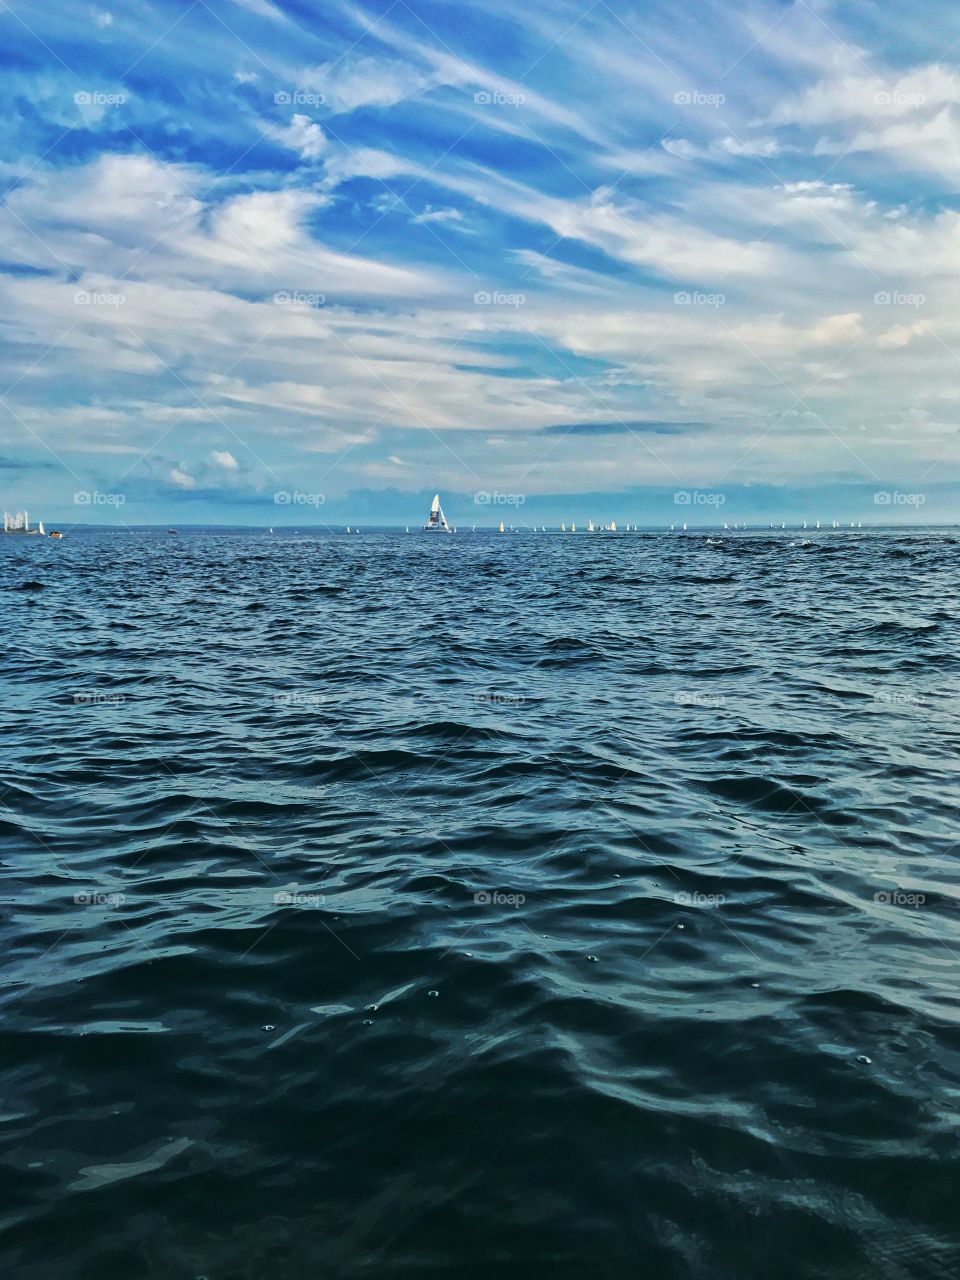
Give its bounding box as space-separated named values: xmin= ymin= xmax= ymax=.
xmin=587 ymin=519 xmax=594 ymax=532
xmin=571 ymin=522 xmax=576 ymax=532
xmin=423 ymin=494 xmax=451 ymax=532
xmin=561 ymin=522 xmax=566 ymax=531
xmin=498 ymin=520 xmax=505 ymax=533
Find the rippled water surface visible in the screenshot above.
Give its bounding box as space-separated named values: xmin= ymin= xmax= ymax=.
xmin=2 ymin=527 xmax=960 ymax=1279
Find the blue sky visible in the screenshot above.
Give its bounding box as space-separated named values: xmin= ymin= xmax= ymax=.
xmin=2 ymin=0 xmax=960 ymax=523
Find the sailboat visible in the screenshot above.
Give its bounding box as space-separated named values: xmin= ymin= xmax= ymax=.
xmin=2 ymin=510 xmax=43 ymax=536
xmin=498 ymin=520 xmax=505 ymax=533
xmin=561 ymin=521 xmax=566 ymax=531
xmin=423 ymin=494 xmax=451 ymax=532
xmin=571 ymin=522 xmax=576 ymax=532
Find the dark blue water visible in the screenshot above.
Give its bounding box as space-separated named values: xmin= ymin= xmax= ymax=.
xmin=2 ymin=527 xmax=959 ymax=1279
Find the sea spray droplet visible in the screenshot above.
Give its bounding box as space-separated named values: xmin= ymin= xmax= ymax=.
xmin=263 ymin=1025 xmax=275 ymax=1032
xmin=427 ymin=990 xmax=439 ymax=998
xmin=587 ymin=955 xmax=598 ymax=962
xmin=365 ymin=1004 xmax=379 ymax=1012
xmin=362 ymin=1020 xmax=373 ymax=1027
xmin=856 ymin=1054 xmax=872 ymax=1065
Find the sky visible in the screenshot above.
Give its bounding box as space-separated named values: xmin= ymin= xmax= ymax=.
xmin=2 ymin=0 xmax=960 ymax=525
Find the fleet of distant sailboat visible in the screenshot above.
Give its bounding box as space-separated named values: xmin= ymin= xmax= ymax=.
xmin=2 ymin=510 xmax=59 ymax=537
xmin=407 ymin=488 xmax=870 ymax=529
xmin=0 ymin=492 xmax=876 ymax=542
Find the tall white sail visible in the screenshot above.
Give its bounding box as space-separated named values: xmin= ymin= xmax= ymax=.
xmin=423 ymin=494 xmax=451 ymax=531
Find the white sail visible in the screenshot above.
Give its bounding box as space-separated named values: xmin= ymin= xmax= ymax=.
xmin=498 ymin=520 xmax=505 ymax=533
xmin=424 ymin=493 xmax=451 ymax=532
xmin=561 ymin=522 xmax=566 ymax=531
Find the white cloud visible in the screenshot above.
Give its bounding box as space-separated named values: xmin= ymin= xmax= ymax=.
xmin=301 ymin=56 xmax=435 ymax=112
xmin=876 ymin=322 xmax=928 ymax=350
xmin=211 ymin=450 xmax=239 ymax=469
xmin=414 ymin=206 xmax=465 ymax=226
xmin=265 ymin=114 xmax=326 ymax=160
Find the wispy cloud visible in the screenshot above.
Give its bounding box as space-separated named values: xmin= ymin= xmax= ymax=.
xmin=2 ymin=0 xmax=960 ymax=518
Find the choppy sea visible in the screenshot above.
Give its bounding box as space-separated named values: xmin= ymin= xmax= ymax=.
xmin=2 ymin=526 xmax=959 ymax=1278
